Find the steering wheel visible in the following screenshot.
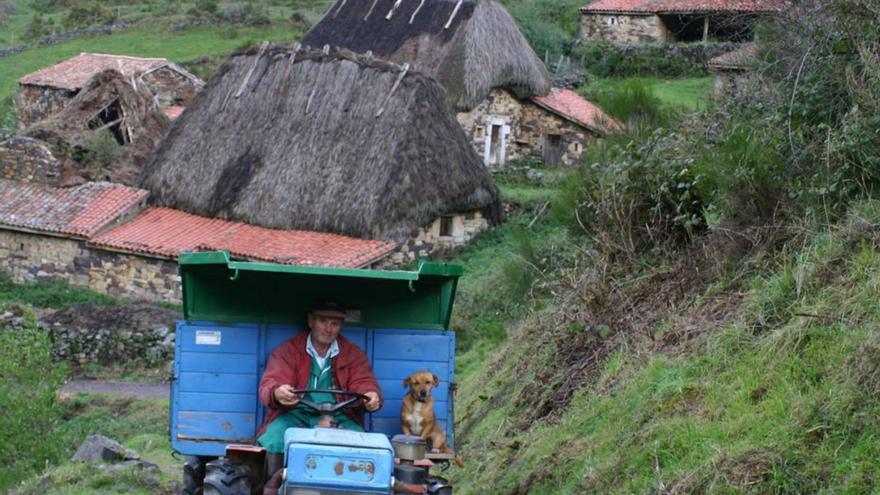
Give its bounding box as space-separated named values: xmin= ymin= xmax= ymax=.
xmin=290 ymin=388 xmax=369 ymax=415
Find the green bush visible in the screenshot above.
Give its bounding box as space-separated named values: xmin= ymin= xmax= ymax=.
xmin=0 ymin=272 xmax=118 ymax=308
xmin=573 ymin=41 xmax=704 ymax=79
xmin=0 ymin=316 xmax=66 ymax=489
xmin=505 ymin=0 xmax=581 ymax=61
xmin=72 ymin=131 xmax=126 ymax=168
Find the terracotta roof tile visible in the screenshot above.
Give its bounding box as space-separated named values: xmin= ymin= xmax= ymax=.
xmin=91 ymin=207 xmax=398 ymax=268
xmin=18 ymin=53 xmax=169 ymax=91
xmin=581 ymin=0 xmax=786 ymax=13
xmin=532 ymin=88 xmax=624 ymax=135
xmin=163 ymin=106 xmax=186 ymax=120
xmin=0 ymin=180 xmax=148 ymax=238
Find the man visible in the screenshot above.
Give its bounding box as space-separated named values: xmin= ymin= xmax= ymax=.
xmin=256 ymin=300 xmax=382 ymax=476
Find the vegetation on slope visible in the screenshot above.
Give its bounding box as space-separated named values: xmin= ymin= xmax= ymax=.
xmin=448 ymin=0 xmax=880 ymax=492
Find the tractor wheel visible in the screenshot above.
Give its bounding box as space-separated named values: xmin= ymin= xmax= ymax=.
xmin=203 ymin=458 xmax=252 ymax=495
xmin=182 ymin=456 xmax=209 ymax=495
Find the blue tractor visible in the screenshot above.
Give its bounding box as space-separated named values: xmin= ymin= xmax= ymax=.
xmin=172 ymin=251 xmax=460 ymax=495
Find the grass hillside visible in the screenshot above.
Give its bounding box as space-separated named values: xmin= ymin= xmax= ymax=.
xmin=444 ymin=0 xmax=880 ymax=492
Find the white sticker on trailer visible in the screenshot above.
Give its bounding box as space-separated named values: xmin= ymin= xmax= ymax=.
xmin=195 ymin=330 xmax=221 ymax=346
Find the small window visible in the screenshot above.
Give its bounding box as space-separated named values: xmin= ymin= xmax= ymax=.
xmin=570 ymin=141 xmax=583 ymax=154
xmin=439 ymin=216 xmax=453 ymax=237
xmin=474 ymin=126 xmax=485 ymax=139
xmin=607 ymin=16 xmax=619 ymax=26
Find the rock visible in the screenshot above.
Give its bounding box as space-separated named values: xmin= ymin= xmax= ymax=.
xmin=72 ymin=434 xmax=140 ymax=463
xmin=526 ymin=168 xmax=545 ymax=182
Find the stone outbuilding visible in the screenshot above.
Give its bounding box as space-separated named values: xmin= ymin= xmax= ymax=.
xmin=707 ymin=43 xmax=758 ymax=96
xmin=0 ymin=178 xmax=397 ymax=302
xmin=303 ymin=0 xmax=618 ymax=167
xmin=579 ymin=0 xmax=785 ymax=44
xmin=140 ymin=45 xmax=502 ymax=261
xmin=17 ymin=52 xmax=204 ymax=129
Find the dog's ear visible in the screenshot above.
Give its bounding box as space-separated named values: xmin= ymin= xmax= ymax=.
xmin=432 ymin=373 xmax=440 ymax=387
xmin=403 ymin=376 xmax=412 ymax=388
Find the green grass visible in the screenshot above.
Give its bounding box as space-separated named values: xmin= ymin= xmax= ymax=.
xmin=0 ymin=272 xmax=120 ymax=308
xmin=448 ymin=200 xmax=880 ymax=494
xmin=10 ymin=395 xmax=175 ymax=495
xmin=581 ymin=76 xmax=714 ymax=112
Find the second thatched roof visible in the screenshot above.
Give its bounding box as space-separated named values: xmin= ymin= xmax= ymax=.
xmin=302 ymin=0 xmax=551 ymax=111
xmin=140 ymin=44 xmax=501 ymax=241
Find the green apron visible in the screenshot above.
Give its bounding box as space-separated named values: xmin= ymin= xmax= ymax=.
xmin=257 ymin=354 xmax=363 ymax=453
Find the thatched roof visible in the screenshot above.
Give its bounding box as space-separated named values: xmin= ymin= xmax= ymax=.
xmin=140 ymin=44 xmax=501 ymax=241
xmin=302 ymin=0 xmax=551 ymax=111
xmin=25 ymin=69 xmax=169 ymax=186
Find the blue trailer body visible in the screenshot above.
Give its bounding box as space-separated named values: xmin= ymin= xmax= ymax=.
xmin=171 ymin=322 xmax=456 ymax=457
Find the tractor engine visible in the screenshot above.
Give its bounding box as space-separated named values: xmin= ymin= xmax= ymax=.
xmin=283 ymin=428 xmax=395 ymax=495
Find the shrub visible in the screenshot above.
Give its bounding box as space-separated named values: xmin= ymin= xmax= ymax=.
xmin=71 ymin=131 xmax=126 ymax=168
xmin=573 ymin=41 xmax=704 ymax=79
xmin=23 ymin=14 xmax=55 ymax=41
xmin=0 ymin=315 xmax=66 ymax=488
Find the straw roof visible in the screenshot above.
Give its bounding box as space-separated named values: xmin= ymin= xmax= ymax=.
xmin=140 ymin=44 xmax=501 ymax=241
xmin=302 ymin=0 xmax=551 ymax=111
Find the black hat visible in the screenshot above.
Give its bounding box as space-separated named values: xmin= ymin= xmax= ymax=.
xmin=311 ymin=299 xmax=347 ymax=320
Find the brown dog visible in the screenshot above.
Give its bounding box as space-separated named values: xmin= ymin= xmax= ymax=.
xmin=401 ymin=370 xmax=463 ymax=467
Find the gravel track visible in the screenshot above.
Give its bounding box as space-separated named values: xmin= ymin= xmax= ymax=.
xmin=61 ymin=380 xmax=170 ymax=399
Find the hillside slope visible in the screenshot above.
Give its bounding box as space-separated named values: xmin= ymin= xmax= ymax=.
xmin=447 ymin=0 xmax=880 ymax=492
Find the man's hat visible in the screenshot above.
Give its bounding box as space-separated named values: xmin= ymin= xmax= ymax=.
xmin=311 ymin=299 xmax=347 ymax=320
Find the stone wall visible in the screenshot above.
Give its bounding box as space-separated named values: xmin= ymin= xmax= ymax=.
xmin=0 ymin=229 xmax=181 ymax=302
xmin=40 ymin=303 xmax=179 ymax=367
xmin=381 ymin=211 xmax=490 ymax=266
xmin=580 ymin=13 xmax=665 ymax=43
xmin=142 ymin=68 xmax=200 ymax=107
xmin=17 ymin=85 xmax=74 ymax=129
xmin=0 ymin=136 xmax=63 ymax=184
xmin=457 ymin=89 xmax=592 ymax=168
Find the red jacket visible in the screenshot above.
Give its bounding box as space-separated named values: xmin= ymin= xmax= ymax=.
xmin=256 ymin=330 xmax=383 ymax=437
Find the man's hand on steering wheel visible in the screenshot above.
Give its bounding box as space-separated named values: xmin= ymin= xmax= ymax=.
xmin=363 ymin=391 xmax=380 ymax=412
xmin=274 ymin=384 xmax=302 ymax=407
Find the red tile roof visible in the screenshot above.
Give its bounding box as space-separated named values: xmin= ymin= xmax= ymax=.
xmin=581 ymin=0 xmax=786 ymax=13
xmin=0 ymin=180 xmax=148 ymax=238
xmin=91 ymin=207 xmax=397 ymax=268
xmin=18 ymin=53 xmax=170 ymax=91
xmin=163 ymin=105 xmax=186 ymax=120
xmin=532 ymin=88 xmax=624 ymax=135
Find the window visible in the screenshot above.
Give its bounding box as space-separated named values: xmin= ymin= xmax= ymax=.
xmin=474 ymin=126 xmax=485 ymax=139
xmin=439 ymin=216 xmax=453 ymax=237
xmin=607 ymin=16 xmax=619 ymax=26
xmin=570 ymin=141 xmax=583 ymax=154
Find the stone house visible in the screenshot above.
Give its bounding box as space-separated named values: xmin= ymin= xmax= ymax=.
xmin=17 ymin=52 xmax=204 ymax=129
xmin=302 ymin=0 xmax=618 ymax=167
xmin=458 ymin=88 xmax=623 ymax=167
xmin=579 ymin=0 xmax=786 ymax=44
xmin=0 ymin=179 xmax=396 ymax=302
xmin=707 ymin=43 xmax=757 ymax=96
xmin=140 ymin=45 xmax=501 ymax=262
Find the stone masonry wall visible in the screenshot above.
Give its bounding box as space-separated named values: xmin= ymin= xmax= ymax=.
xmin=380 ymin=211 xmax=490 ymax=266
xmin=580 ymin=13 xmax=665 ymax=44
xmin=0 ymin=136 xmax=63 ymax=184
xmin=141 ymin=68 xmax=200 ymax=108
xmin=0 ymin=229 xmax=181 ymax=302
xmin=17 ymin=85 xmax=74 ymax=129
xmin=457 ymin=89 xmax=593 ymax=168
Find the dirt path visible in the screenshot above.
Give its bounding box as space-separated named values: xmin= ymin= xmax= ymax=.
xmin=61 ymin=379 xmax=170 ymax=399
